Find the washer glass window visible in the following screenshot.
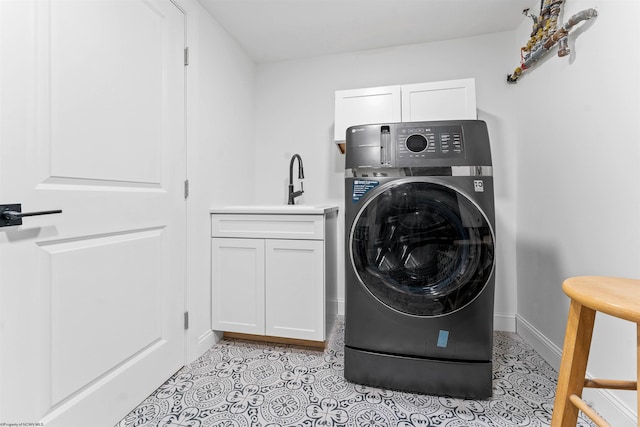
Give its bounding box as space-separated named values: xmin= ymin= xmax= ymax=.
xmin=351 ymin=181 xmax=494 ymax=316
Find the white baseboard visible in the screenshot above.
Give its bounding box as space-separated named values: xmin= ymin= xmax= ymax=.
xmin=198 ymin=328 xmax=216 ymax=344
xmin=516 ymin=315 xmax=637 ymax=426
xmin=493 ymin=312 xmax=516 ymax=332
xmin=515 ymin=315 xmax=563 ymax=370
xmin=212 ymin=330 xmax=224 ymax=343
xmin=189 ymin=329 xmax=218 ymax=363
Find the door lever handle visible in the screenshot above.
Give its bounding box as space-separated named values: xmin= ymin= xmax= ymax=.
xmin=2 ymin=209 xmax=62 ymax=219
xmin=0 ymin=203 xmax=62 ymax=227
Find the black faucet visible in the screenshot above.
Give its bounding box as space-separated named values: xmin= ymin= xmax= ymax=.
xmin=288 ymin=154 xmax=304 ymax=205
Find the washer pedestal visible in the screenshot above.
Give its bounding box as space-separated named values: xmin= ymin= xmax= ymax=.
xmin=344 ymin=346 xmax=493 ymax=399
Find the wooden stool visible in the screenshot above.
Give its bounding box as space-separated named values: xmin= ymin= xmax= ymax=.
xmin=551 ymin=276 xmax=640 ymax=427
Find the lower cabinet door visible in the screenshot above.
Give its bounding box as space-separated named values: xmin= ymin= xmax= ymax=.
xmin=212 ymin=238 xmax=265 ymax=334
xmin=265 ymin=239 xmax=324 ymax=341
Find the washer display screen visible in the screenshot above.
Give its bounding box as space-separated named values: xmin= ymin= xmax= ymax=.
xmin=350 ymin=181 xmax=494 ymax=316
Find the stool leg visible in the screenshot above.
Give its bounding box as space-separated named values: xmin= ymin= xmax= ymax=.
xmin=637 ymin=323 xmax=640 ymax=427
xmin=551 ymin=300 xmax=596 ymax=427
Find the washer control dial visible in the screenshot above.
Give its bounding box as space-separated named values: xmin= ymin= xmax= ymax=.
xmin=406 ymin=134 xmax=428 ymax=153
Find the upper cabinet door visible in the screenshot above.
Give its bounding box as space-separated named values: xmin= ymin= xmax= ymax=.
xmin=401 ymin=78 xmax=477 ymax=122
xmin=334 ymin=85 xmax=401 ymax=141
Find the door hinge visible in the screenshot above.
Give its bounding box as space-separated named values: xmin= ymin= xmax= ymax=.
xmin=184 ymin=179 xmax=189 ymax=199
xmin=184 ymin=47 xmax=189 ymax=66
xmin=184 ymin=311 xmax=189 ymax=330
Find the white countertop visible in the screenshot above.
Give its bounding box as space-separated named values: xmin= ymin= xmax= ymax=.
xmin=210 ymin=204 xmax=339 ymax=215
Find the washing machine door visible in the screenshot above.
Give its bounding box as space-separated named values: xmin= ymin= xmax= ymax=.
xmin=350 ymin=180 xmax=495 ymax=317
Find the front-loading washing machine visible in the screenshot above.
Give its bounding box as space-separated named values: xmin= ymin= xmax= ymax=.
xmin=344 ymin=120 xmax=496 ymax=398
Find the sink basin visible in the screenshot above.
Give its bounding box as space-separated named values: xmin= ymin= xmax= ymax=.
xmin=210 ymin=205 xmax=338 ymax=215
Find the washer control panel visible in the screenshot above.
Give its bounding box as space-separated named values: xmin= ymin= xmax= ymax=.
xmin=397 ymin=124 xmax=465 ymax=161
xmin=346 ymin=121 xmax=490 ymax=170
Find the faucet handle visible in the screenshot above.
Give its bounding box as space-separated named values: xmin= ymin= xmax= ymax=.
xmin=300 ymin=182 xmax=304 ymax=192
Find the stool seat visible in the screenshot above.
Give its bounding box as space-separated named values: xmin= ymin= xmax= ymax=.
xmin=563 ymin=276 xmax=640 ymax=323
xmin=552 ymin=275 xmax=640 ymax=427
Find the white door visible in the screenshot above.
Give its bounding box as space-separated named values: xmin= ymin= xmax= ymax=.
xmin=265 ymin=239 xmax=324 ymax=341
xmin=211 ymin=238 xmax=266 ymax=335
xmin=0 ymin=1 xmax=186 ymax=426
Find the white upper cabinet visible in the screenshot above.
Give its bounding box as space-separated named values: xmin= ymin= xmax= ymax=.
xmin=334 ymin=85 xmax=401 ymax=141
xmin=334 ymin=78 xmax=476 ymax=144
xmin=401 ymin=78 xmax=477 ymax=122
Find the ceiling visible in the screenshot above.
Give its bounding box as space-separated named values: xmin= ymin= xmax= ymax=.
xmin=198 ymin=0 xmax=531 ymax=63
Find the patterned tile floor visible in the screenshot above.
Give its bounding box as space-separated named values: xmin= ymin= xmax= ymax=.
xmin=116 ymin=318 xmax=595 ymax=426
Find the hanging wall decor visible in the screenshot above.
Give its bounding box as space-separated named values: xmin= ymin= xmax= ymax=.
xmin=507 ymin=0 xmax=597 ymax=83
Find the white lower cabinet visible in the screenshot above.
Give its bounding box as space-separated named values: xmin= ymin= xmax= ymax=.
xmin=211 ymin=208 xmax=338 ymax=343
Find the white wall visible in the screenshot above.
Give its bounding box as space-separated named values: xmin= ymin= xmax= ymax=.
xmin=186 ymin=1 xmax=640 ymax=422
xmin=183 ymin=0 xmax=256 ymax=362
xmin=253 ymin=32 xmax=519 ymax=328
xmin=514 ymin=1 xmax=640 ymax=424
